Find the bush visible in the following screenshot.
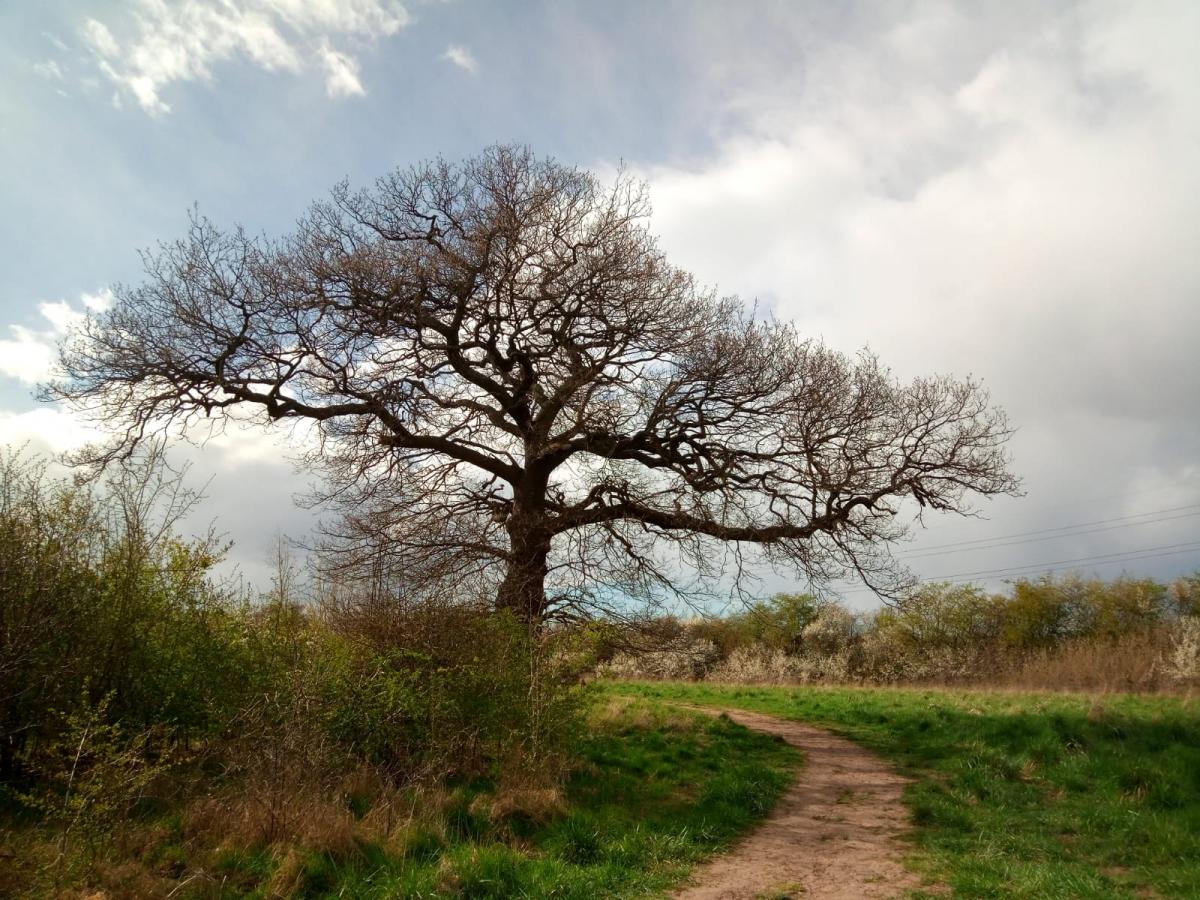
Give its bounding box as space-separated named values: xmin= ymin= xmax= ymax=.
xmin=598 ymin=636 xmax=722 ymax=681
xmin=594 ymin=573 xmax=1200 ymax=691
xmin=319 ymin=597 xmax=584 ymax=782
xmin=17 ymin=692 xmax=171 ymax=872
xmin=1167 ymin=616 xmax=1200 ymax=684
xmin=708 ymin=644 xmax=855 ymax=684
xmin=0 ymin=446 xmax=250 ymax=777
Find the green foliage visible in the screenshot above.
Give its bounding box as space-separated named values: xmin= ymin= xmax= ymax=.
xmin=605 ymin=573 xmax=1200 ymax=688
xmin=0 ymin=446 xmax=248 ymax=777
xmin=692 ymin=593 xmax=820 ymax=657
xmin=316 ymin=606 xmax=585 ymax=782
xmin=17 ymin=691 xmax=171 ymax=874
xmin=876 ymin=583 xmax=999 ymax=651
xmin=997 ymin=575 xmax=1170 ymax=648
xmin=622 ymin=681 xmax=1200 ymax=899
xmin=0 ymin=451 xmax=101 ymax=775
xmin=5 ymin=698 xmax=801 ymax=898
xmin=1171 ymin=573 xmax=1200 ymax=617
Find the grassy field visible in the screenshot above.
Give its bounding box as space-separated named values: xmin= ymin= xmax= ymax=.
xmin=1 ymin=697 xmax=800 ymax=899
xmin=11 ymin=682 xmax=1198 ymax=898
xmin=615 ymin=681 xmax=1200 ymax=899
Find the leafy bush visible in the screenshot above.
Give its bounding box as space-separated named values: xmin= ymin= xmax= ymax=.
xmin=1167 ymin=616 xmax=1200 ymax=683
xmin=0 ymin=446 xmax=249 ymax=776
xmin=596 ymin=573 xmax=1200 ymax=690
xmin=17 ymin=692 xmax=172 ymax=875
xmin=319 ymin=596 xmax=584 ymax=782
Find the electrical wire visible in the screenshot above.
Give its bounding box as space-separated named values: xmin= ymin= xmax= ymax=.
xmin=833 ymin=541 xmax=1200 ymax=596
xmin=901 ymin=510 xmax=1200 ymax=560
xmin=899 ymin=503 xmax=1200 ymax=556
xmin=924 ymin=540 xmax=1200 ymax=582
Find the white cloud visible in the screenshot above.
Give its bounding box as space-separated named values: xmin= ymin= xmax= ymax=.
xmin=634 ymin=0 xmax=1200 ymax=590
xmin=318 ymin=44 xmax=365 ymax=97
xmin=82 ymin=288 xmax=114 ymax=313
xmin=0 ymin=327 xmax=58 ymax=386
xmin=42 ymin=31 xmax=70 ymax=53
xmin=0 ymin=408 xmax=101 ymax=455
xmin=34 ymin=59 xmax=65 ymax=81
xmin=441 ymin=44 xmax=477 ymax=74
xmin=79 ymin=0 xmax=408 ymax=115
xmin=81 ymin=19 xmax=119 ymax=58
xmin=642 ymin=4 xmax=1199 ymax=398
xmin=0 ymin=292 xmax=111 ymax=385
xmin=35 ymin=301 xmax=86 ymax=334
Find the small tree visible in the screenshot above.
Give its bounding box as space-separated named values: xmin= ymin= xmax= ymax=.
xmin=49 ymin=146 xmax=1018 ymax=622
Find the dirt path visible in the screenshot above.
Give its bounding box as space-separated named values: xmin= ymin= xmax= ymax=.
xmin=674 ymin=707 xmax=923 ymax=900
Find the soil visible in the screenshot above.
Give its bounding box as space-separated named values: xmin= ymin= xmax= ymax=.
xmin=674 ymin=707 xmax=925 ymax=900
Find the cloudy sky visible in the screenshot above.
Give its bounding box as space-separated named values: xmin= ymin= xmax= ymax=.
xmin=2 ymin=0 xmax=1198 ymax=604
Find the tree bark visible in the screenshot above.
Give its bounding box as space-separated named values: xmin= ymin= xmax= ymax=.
xmin=496 ymin=468 xmax=553 ymax=622
xmin=496 ymin=522 xmax=551 ymax=622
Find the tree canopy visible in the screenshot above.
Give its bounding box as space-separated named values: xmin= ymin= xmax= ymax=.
xmin=49 ymin=145 xmax=1019 ymax=621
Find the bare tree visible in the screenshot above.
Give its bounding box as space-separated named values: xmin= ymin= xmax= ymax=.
xmin=48 ymin=146 xmax=1018 ymax=622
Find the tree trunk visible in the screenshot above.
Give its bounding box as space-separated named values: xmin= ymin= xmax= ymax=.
xmin=496 ymin=511 xmax=551 ymax=623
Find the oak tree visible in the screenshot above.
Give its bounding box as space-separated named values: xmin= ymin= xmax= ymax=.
xmin=50 ymin=146 xmax=1019 ymax=622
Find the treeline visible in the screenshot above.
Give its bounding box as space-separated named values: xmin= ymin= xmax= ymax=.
xmin=0 ymin=448 xmax=580 ymax=892
xmin=598 ymin=574 xmax=1200 ymax=691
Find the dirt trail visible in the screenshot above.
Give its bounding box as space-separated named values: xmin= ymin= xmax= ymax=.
xmin=674 ymin=708 xmax=923 ymax=900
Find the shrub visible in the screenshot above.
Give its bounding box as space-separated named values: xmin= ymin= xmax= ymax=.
xmin=595 ymin=572 xmax=1200 ymax=691
xmin=708 ymin=646 xmax=806 ymax=684
xmin=320 ymin=595 xmax=584 ymax=782
xmin=800 ymin=603 xmax=858 ymax=655
xmin=17 ymin=693 xmax=171 ymax=871
xmin=0 ymin=446 xmax=249 ymax=778
xmin=598 ymin=636 xmax=722 ymax=681
xmin=1166 ymin=616 xmax=1200 ymax=684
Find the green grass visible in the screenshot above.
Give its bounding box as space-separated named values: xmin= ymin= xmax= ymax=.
xmin=310 ymin=699 xmax=798 ymax=898
xmin=2 ymin=697 xmax=800 ymax=898
xmin=614 ymin=681 xmax=1200 ymax=899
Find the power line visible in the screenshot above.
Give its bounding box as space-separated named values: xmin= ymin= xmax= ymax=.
xmin=925 ymin=540 xmax=1200 ymax=582
xmin=978 ymin=548 xmax=1200 ymax=580
xmin=911 ymin=547 xmax=1200 ymax=589
xmin=833 ymin=541 xmax=1200 ymax=597
xmin=901 ymin=503 xmax=1200 ymax=556
xmin=965 ymin=479 xmax=1200 ymax=519
xmin=901 ymin=510 xmax=1200 ymax=560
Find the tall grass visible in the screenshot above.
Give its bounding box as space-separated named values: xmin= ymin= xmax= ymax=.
xmin=2 ymin=699 xmax=800 ymax=898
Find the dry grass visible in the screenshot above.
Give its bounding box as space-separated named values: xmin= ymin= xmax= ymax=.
xmin=181 ymin=762 xmax=425 ymax=866
xmin=477 ymin=783 xmax=566 ymax=829
xmin=186 ymin=789 xmax=360 ymax=856
xmin=265 ymin=847 xmax=308 ymax=899
xmin=590 ymin=693 xmax=647 ymax=726
xmin=996 ymin=631 xmax=1167 ymax=693
xmin=603 ymin=618 xmax=1200 ymax=696
xmin=592 ymin=694 xmax=702 ymax=732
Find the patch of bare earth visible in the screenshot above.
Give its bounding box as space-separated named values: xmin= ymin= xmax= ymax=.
xmin=675 ymin=708 xmax=924 ymax=900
